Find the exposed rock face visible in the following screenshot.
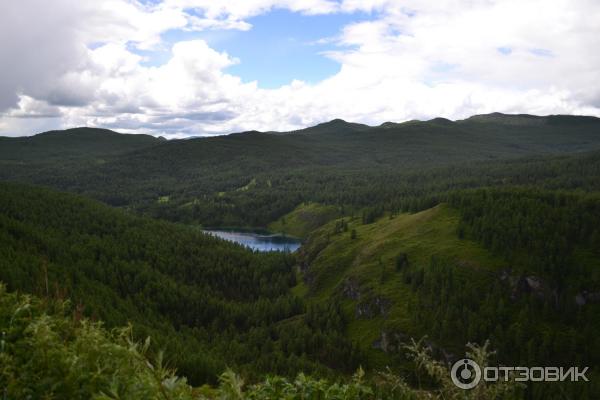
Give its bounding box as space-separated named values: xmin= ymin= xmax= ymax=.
xmin=303 ymin=270 xmax=315 ymax=287
xmin=510 ymin=275 xmax=530 ymax=300
xmin=575 ymin=291 xmax=600 ymax=306
xmin=356 ymin=295 xmax=391 ymax=319
xmin=341 ymin=277 xmax=361 ymax=300
xmin=525 ymin=276 xmax=543 ymax=291
xmin=587 ymin=291 xmax=600 ymax=302
xmin=500 ymin=270 xmax=557 ymax=303
xmin=372 ymin=331 xmax=455 ymax=364
xmin=339 ymin=277 xmax=391 ymax=318
xmin=501 ymin=269 xmax=600 ymax=307
xmin=372 ymin=331 xmax=406 ymax=353
xmin=299 ymin=260 xmax=310 ymax=273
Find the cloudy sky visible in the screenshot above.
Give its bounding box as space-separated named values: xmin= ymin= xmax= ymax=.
xmin=1 ymin=0 xmax=599 ymax=137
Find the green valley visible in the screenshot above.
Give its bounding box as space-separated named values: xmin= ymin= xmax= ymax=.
xmin=3 ymin=2 xmax=600 ymax=397
xmin=1 ymin=115 xmax=599 ymax=399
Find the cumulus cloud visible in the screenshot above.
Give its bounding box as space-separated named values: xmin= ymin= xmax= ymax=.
xmin=0 ymin=0 xmax=599 ymax=137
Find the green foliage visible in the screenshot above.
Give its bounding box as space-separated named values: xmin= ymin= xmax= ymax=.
xmin=269 ymin=202 xmax=341 ymax=238
xmin=0 ymin=283 xmax=197 ymax=399
xmin=0 ymin=183 xmax=358 ymax=385
xmin=0 ymin=283 xmax=525 ymax=399
xmin=216 ymin=339 xmax=524 ymax=399
xmin=448 ymin=188 xmax=600 ymax=287
xmin=2 ymin=117 xmax=600 ymax=398
xmin=3 ymin=116 xmax=600 ymax=227
xmin=299 ymin=202 xmax=600 ymax=399
xmin=396 ymin=338 xmax=524 ymax=400
xmin=0 ymin=127 xmax=159 ymax=161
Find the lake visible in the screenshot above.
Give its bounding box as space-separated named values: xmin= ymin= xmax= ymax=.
xmin=204 ymin=230 xmax=302 ymax=252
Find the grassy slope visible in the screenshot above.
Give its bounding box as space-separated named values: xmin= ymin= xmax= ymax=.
xmin=298 ymin=204 xmax=508 ymax=369
xmin=268 ymin=202 xmax=341 ymax=238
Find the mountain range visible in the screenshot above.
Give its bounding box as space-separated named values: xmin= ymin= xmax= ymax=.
xmin=1 ymin=112 xmax=599 ymax=398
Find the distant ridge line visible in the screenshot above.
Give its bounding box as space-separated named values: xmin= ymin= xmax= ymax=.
xmin=2 ymin=112 xmax=599 ymax=139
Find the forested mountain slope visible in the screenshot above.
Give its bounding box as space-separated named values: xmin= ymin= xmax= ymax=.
xmin=2 ymin=184 xmax=597 ymax=398
xmin=297 ymin=189 xmax=600 ymax=399
xmin=0 ymin=283 xmax=524 ymax=399
xmin=0 ymin=127 xmax=161 ymax=161
xmin=1 ymin=113 xmax=600 ymax=398
xmin=0 ymin=183 xmax=361 ymax=384
xmin=1 ymin=114 xmax=599 ymax=227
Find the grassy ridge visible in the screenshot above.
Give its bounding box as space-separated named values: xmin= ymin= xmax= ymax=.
xmin=297 ymin=198 xmax=600 ymax=398
xmin=268 ymin=202 xmax=341 ymax=238
xmin=298 ymin=205 xmax=506 ymax=368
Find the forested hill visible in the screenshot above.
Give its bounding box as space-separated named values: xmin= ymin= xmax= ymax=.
xmin=1 ymin=113 xmax=599 ymax=228
xmin=2 ymin=183 xmax=597 ymax=397
xmin=2 ymin=114 xmax=600 ymax=398
xmin=108 ymin=113 xmax=600 ymax=172
xmin=2 ymin=113 xmax=599 ymax=164
xmin=0 ymin=127 xmax=161 ymax=161
xmin=0 ymin=282 xmax=523 ymax=399
xmin=296 ymin=189 xmax=600 ymax=399
xmin=0 ymin=183 xmax=363 ymax=384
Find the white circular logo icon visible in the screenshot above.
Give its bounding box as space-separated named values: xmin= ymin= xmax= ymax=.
xmin=451 ymin=358 xmax=482 ymax=389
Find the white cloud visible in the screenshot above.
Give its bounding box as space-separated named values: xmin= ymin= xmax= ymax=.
xmin=166 ymin=0 xmax=340 ymax=19
xmin=1 ymin=0 xmax=599 ymax=137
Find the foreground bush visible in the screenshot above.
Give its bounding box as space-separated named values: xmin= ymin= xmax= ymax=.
xmin=0 ymin=283 xmax=523 ymax=399
xmin=0 ymin=283 xmax=197 ymax=399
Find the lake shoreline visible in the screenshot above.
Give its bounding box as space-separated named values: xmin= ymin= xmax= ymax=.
xmin=203 ymin=229 xmax=302 ymax=252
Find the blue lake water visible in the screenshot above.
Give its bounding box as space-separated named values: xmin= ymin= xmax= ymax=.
xmin=204 ymin=230 xmax=301 ymax=252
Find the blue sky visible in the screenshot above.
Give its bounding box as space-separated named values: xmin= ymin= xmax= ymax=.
xmin=151 ymin=9 xmax=370 ymax=88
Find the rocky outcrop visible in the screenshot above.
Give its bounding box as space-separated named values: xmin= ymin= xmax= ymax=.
xmin=501 ymin=269 xmax=600 ymax=308
xmin=356 ymin=295 xmax=391 ymax=319
xmin=341 ymin=277 xmax=361 ymax=300
xmin=500 ymin=270 xmax=557 ymax=303
xmin=575 ymin=291 xmax=600 ymax=306
xmin=338 ymin=277 xmax=392 ymax=319
xmin=372 ymin=331 xmax=455 ymax=364
xmin=303 ymin=270 xmax=316 ymax=287
xmin=372 ymin=331 xmax=406 ymax=353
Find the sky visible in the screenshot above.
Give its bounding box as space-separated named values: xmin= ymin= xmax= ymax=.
xmin=1 ymin=0 xmax=599 ymax=138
